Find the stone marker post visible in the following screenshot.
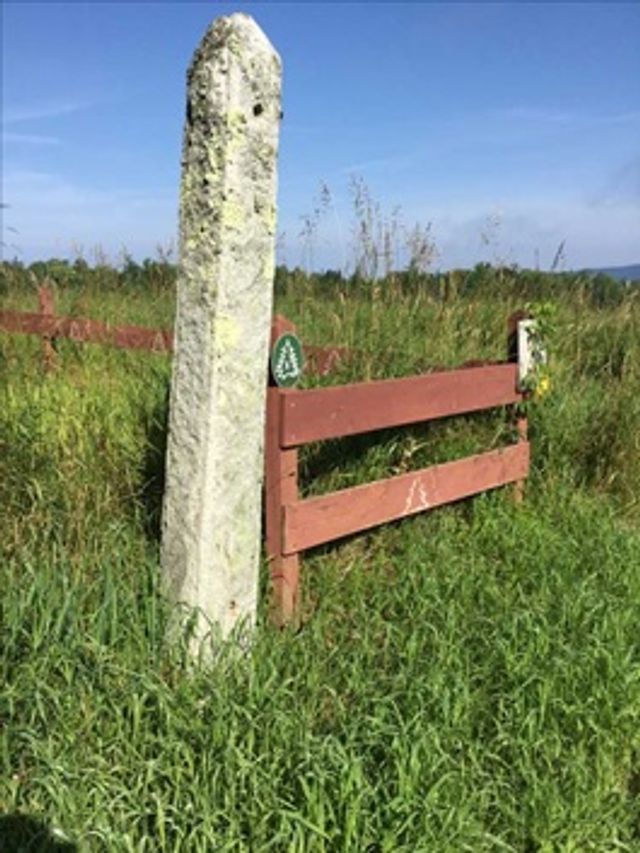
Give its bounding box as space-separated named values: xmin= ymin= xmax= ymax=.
xmin=161 ymin=14 xmax=282 ymax=652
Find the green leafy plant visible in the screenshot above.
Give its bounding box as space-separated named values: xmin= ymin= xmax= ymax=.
xmin=519 ymin=300 xmax=556 ymax=400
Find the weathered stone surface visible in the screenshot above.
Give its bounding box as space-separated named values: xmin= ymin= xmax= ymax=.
xmin=161 ymin=13 xmax=281 ymax=652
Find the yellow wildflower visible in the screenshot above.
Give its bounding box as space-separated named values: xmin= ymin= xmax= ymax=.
xmin=535 ymin=374 xmax=551 ymax=399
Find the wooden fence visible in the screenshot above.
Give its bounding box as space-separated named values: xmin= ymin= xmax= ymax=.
xmin=0 ymin=285 xmax=348 ymax=376
xmin=264 ymin=314 xmax=529 ymax=624
xmin=1 ymin=285 xmax=530 ymax=625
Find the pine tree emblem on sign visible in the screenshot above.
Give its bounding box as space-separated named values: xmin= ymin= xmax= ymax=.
xmin=270 ymin=333 xmax=304 ymax=387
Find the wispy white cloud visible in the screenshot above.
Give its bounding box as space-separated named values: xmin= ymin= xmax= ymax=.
xmin=3 ymin=132 xmax=62 ymax=146
xmin=3 ymin=100 xmax=95 ymax=125
xmin=278 ymin=190 xmax=640 ymax=273
xmin=339 ymin=153 xmax=414 ymax=175
xmin=419 ymin=196 xmax=640 ymax=270
xmin=498 ymin=106 xmax=640 ymax=127
xmin=588 ymin=154 xmax=640 ymax=208
xmin=2 ymin=169 xmax=177 ymax=261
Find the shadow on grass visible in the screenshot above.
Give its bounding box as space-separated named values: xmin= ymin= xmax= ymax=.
xmin=0 ymin=814 xmax=77 ymax=852
xmin=139 ymin=386 xmax=169 ymax=543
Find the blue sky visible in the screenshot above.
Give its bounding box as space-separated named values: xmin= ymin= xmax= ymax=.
xmin=2 ymin=2 xmax=639 ymax=271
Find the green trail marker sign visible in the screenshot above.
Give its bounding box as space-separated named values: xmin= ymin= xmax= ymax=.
xmin=271 ymin=333 xmax=304 ymax=387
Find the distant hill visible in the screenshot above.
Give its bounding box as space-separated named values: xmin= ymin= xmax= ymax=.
xmin=581 ymin=264 xmax=640 ymax=282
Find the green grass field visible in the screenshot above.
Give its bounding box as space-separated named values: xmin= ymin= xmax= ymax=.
xmin=1 ymin=265 xmax=639 ymax=851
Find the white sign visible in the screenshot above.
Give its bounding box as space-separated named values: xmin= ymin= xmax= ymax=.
xmin=517 ymin=319 xmax=547 ymax=391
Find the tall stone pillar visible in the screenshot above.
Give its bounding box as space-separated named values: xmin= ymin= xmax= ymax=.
xmin=161 ymin=14 xmax=282 ymax=652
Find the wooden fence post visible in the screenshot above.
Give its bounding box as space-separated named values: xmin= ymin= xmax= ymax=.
xmin=265 ymin=314 xmax=301 ymax=626
xmin=38 ymin=283 xmax=57 ymax=372
xmin=508 ymin=309 xmax=530 ymax=504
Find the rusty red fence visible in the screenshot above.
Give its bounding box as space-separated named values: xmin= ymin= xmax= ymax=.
xmin=264 ymin=314 xmax=529 ymax=624
xmin=0 ymin=285 xmax=347 ymax=376
xmin=1 ymin=285 xmax=529 ymax=625
xmin=0 ymin=287 xmax=174 ymax=356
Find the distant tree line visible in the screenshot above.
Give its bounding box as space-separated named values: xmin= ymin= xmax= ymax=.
xmin=1 ymin=256 xmax=638 ymax=308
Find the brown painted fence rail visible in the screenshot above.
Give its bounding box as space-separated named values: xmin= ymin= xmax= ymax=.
xmin=283 ymin=444 xmax=530 ymax=555
xmin=0 ymin=308 xmax=175 ymax=353
xmin=278 ymin=363 xmax=521 ymax=446
xmin=0 ymin=286 xmax=348 ymax=376
xmin=264 ymin=314 xmax=529 ymax=625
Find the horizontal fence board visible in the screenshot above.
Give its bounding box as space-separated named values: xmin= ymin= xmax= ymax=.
xmin=1 ymin=308 xmax=347 ymax=369
xmin=280 ymin=363 xmax=521 ymax=447
xmin=0 ymin=310 xmax=174 ymax=353
xmin=283 ymin=442 xmax=530 ymax=553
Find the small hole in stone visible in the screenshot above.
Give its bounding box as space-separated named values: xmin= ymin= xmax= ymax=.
xmin=253 ymin=103 xmax=263 ymax=117
xmin=229 ymin=600 xmax=237 ymax=611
